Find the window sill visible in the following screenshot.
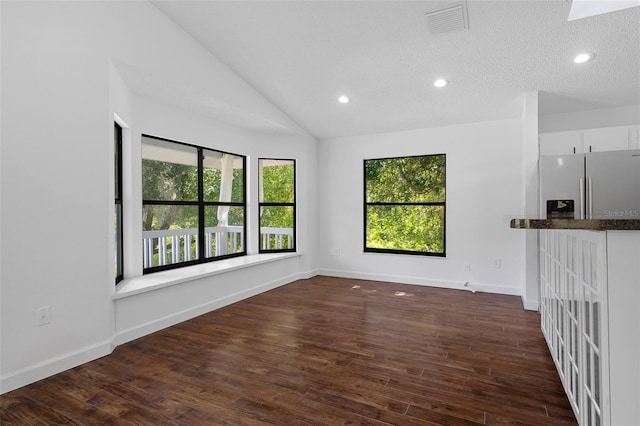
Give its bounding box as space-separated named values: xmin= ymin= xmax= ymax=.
xmin=113 ymin=252 xmax=301 ymax=300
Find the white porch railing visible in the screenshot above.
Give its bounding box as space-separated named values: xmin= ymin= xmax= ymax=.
xmin=143 ymin=226 xmax=243 ymax=269
xmin=260 ymin=227 xmax=294 ymax=251
xmin=143 ymin=226 xmax=293 ymax=269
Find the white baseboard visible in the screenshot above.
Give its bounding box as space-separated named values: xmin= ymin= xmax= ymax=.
xmin=522 ymin=297 xmax=540 ymax=312
xmin=0 ymin=339 xmax=113 ymax=395
xmin=317 ymin=269 xmax=522 ymax=297
xmin=298 ymin=268 xmax=319 ymax=280
xmin=114 ymin=270 xmax=315 ymax=346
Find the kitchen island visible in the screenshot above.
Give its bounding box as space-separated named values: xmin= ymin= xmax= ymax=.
xmin=511 ymin=219 xmax=639 ymax=426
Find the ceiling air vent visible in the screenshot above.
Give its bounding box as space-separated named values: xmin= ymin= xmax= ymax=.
xmin=424 ymin=3 xmax=468 ymax=36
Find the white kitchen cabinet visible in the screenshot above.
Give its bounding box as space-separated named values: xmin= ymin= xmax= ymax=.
xmin=629 ymin=125 xmax=640 ymax=149
xmin=539 ymin=229 xmax=640 ymax=426
xmin=583 ymin=126 xmax=633 ymax=152
xmin=540 ymin=125 xmax=640 ymax=156
xmin=539 ymin=130 xmax=584 ymax=155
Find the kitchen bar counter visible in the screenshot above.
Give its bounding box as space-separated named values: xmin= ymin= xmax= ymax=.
xmin=510 ymin=218 xmax=640 ymax=231
xmin=511 ymin=220 xmax=640 ymax=425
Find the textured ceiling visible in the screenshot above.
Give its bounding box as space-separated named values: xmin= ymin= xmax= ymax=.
xmin=151 ymin=0 xmax=640 ymax=139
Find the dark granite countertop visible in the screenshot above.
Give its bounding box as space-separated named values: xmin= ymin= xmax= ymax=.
xmin=510 ymin=218 xmax=640 ymax=231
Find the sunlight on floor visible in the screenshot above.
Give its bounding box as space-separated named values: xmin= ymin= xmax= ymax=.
xmin=394 ymin=291 xmax=414 ymax=297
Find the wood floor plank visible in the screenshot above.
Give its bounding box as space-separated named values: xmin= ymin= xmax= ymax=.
xmin=0 ymin=393 xmax=79 ymax=425
xmin=0 ymin=276 xmax=577 ymax=425
xmin=15 ymin=378 xmax=130 ymax=425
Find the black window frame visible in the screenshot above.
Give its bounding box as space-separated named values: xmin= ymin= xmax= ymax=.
xmin=363 ymin=153 xmax=446 ymax=257
xmin=142 ymin=134 xmax=247 ymax=274
xmin=258 ymin=158 xmax=296 ymax=253
xmin=115 ymin=122 xmax=124 ymax=283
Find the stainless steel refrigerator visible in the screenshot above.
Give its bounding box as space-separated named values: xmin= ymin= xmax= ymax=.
xmin=540 ymin=150 xmax=640 ymax=219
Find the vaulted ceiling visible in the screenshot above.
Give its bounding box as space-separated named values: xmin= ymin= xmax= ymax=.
xmin=151 ymin=1 xmax=640 ymax=139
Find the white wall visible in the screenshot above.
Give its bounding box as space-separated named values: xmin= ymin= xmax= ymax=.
xmin=317 ymin=118 xmax=525 ymax=296
xmin=1 ymin=1 xmax=317 ymax=393
xmin=2 ymin=0 xmax=114 ymax=393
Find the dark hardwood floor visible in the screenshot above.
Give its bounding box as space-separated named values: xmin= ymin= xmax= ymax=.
xmin=1 ymin=276 xmax=576 ymax=425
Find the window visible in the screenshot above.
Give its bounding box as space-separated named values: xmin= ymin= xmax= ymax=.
xmin=115 ymin=123 xmax=123 ymax=283
xmin=364 ymin=154 xmax=446 ymax=256
xmin=142 ymin=135 xmax=246 ymax=273
xmin=259 ymin=158 xmax=295 ymax=252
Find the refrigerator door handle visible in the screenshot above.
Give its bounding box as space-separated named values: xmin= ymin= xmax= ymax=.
xmin=587 ymin=178 xmax=593 ymax=219
xmin=579 ymin=178 xmax=585 ymax=219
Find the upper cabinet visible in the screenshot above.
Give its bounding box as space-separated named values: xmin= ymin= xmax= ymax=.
xmin=583 ymin=125 xmax=638 ymax=152
xmin=539 ymin=130 xmax=583 ymax=155
xmin=540 ymin=125 xmax=640 ymax=156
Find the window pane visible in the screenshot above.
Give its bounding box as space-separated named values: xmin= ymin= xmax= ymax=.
xmin=142 ymin=137 xmax=198 ymax=201
xmin=140 ymin=135 xmax=247 ymax=272
xmin=203 ymin=150 xmax=244 ymax=203
xmin=260 ymin=159 xmax=294 ymax=203
xmin=260 ymin=205 xmax=294 ymax=250
xmin=365 ymin=155 xmax=445 ymax=203
xmin=366 ymin=205 xmax=445 ymax=254
xmin=115 ymin=203 xmax=122 ymax=279
xmin=204 ymin=205 xmax=244 ymax=257
xmin=142 ymin=204 xmax=199 ymax=268
xmin=114 ymin=124 xmax=121 ymax=200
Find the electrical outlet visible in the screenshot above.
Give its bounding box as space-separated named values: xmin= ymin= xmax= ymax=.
xmin=330 ymin=248 xmax=340 ymax=256
xmin=37 ymin=306 xmax=50 ymax=326
xmin=464 ymin=262 xmax=471 ymax=272
xmin=493 ymin=258 xmax=502 ymax=268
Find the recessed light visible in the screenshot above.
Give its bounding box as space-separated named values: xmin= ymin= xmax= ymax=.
xmin=573 ymin=52 xmax=594 ymax=64
xmin=434 ymin=79 xmax=448 ymax=88
xmin=338 ymin=95 xmax=350 ymax=104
